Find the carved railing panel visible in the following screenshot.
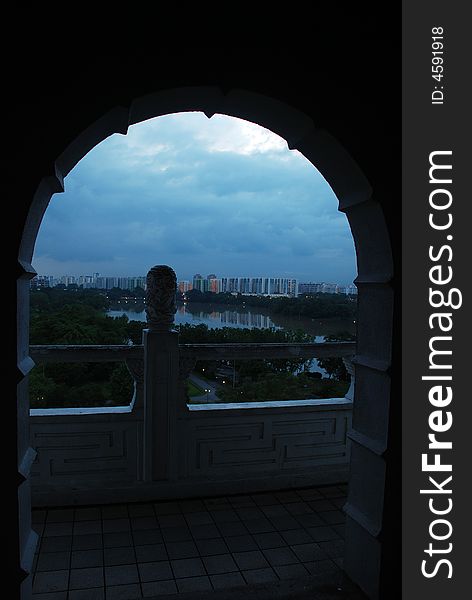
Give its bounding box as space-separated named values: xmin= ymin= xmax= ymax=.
xmin=29 ymin=340 xmax=356 ymax=505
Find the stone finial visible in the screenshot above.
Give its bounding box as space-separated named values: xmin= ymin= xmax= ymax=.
xmin=145 ymin=265 xmax=177 ymax=331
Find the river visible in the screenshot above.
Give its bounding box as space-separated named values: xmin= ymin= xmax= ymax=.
xmin=108 ymin=301 xmax=356 ymax=341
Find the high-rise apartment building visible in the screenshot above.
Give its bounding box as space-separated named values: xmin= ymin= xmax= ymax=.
xmin=192 ymin=274 xmax=298 ymax=297
xmin=298 ymin=282 xmax=358 ymax=295
xmin=178 ymin=281 xmax=193 ymax=293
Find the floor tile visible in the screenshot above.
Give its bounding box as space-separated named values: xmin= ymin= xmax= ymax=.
xmin=243 ymin=518 xmax=275 ymax=534
xmin=105 ymin=583 xmax=142 ymax=599
xmin=217 ymin=521 xmax=248 ymax=537
xmin=36 ymin=551 xmax=70 ymax=572
xmin=69 ymin=567 xmax=104 ymax=590
xmin=261 ymin=504 xmax=290 ymax=518
xmin=104 ymin=546 xmax=136 ymax=566
xmin=102 ymin=518 xmax=130 ymax=533
xmin=210 ymin=508 xmax=240 ymax=523
xmin=295 ymin=513 xmax=325 ymax=528
xmin=236 ymin=507 xmax=264 ymax=520
xmin=138 ymin=560 xmax=173 ymax=582
xmin=307 ymin=526 xmax=341 ymax=542
xmin=232 ymin=550 xmax=269 ymax=570
xmin=308 ymin=499 xmax=337 ymax=511
xmin=71 ymin=548 xmax=103 ymax=568
xmin=72 ymin=533 xmax=103 ymax=550
xmin=263 ymin=546 xmax=299 ymax=566
xmin=171 ymin=557 xmax=206 ymax=578
xmin=161 ymin=525 xmax=193 ymax=542
xmin=33 ymin=570 xmax=69 ymax=594
xmin=273 ymin=563 xmax=310 ymax=579
xmin=210 ymin=571 xmax=246 ymax=589
xmin=253 ymin=531 xmax=286 ymax=549
xmin=142 ymin=579 xmax=177 ymax=597
xmin=303 ymin=558 xmax=340 ymax=574
xmin=285 ymin=502 xmax=313 ymax=516
xmin=40 ymin=536 xmax=72 ymax=553
xmin=184 ymin=511 xmax=214 ymax=526
xmin=242 ymin=567 xmax=278 ymax=584
xmin=202 ymin=553 xmax=238 ymax=575
xmin=105 ymin=563 xmax=139 ymax=586
xmin=73 ymin=520 xmax=102 ymax=535
xmin=195 ymin=537 xmax=229 ymax=556
xmin=30 ymin=485 xmax=348 ymax=597
xmin=31 ymin=592 xmax=68 ymax=600
xmin=132 ymin=528 xmax=163 ymax=545
xmin=189 ymin=523 xmax=221 ymax=540
xmin=290 ymin=542 xmax=329 ymax=562
xmin=131 ymin=516 xmax=158 ymax=530
xmin=318 ymin=510 xmax=345 ymax=525
xmin=43 ymin=522 xmax=73 ymax=537
xmin=104 ymin=531 xmax=133 ymax=548
xmin=176 ymin=575 xmax=212 ymax=593
xmin=135 ymin=543 xmax=168 ymax=563
xmin=317 ymin=539 xmax=345 ymax=558
xmin=224 ymin=534 xmax=258 ymax=553
xmin=68 ymin=588 xmax=105 ymax=600
xmin=280 ymin=529 xmax=313 ymax=545
xmin=268 ymin=515 xmax=300 ymax=530
xmin=166 ymin=540 xmax=199 ymax=559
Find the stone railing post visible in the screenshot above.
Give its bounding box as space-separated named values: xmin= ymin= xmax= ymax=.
xmin=143 ymin=265 xmax=179 ymax=482
xmin=343 ymin=357 xmax=355 ymax=402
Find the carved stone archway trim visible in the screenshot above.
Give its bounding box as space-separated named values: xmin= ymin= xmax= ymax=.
xmin=17 ymin=87 xmax=394 ymax=599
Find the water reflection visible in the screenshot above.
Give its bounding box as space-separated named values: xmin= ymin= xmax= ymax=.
xmin=178 ymin=304 xmax=280 ymax=329
xmin=108 ymin=301 xmax=356 ymax=340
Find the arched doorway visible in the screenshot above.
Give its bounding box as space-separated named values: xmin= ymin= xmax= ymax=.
xmin=17 ymin=87 xmax=394 ymax=599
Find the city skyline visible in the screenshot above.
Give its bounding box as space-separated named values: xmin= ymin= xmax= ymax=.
xmin=31 ymin=271 xmax=356 ymax=286
xmin=31 ymin=271 xmax=357 ymax=296
xmin=33 ymin=112 xmax=357 ymax=282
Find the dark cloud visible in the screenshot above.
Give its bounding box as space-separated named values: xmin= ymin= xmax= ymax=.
xmin=34 ymin=113 xmax=357 ymax=284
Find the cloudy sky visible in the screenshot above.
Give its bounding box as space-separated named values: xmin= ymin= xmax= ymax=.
xmin=33 ymin=112 xmax=357 ymax=284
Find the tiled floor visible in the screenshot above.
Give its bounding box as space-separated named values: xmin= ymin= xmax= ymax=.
xmin=31 ymin=485 xmax=347 ymax=599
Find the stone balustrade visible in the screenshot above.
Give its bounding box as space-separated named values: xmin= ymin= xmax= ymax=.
xmin=29 ymin=266 xmax=356 ymax=507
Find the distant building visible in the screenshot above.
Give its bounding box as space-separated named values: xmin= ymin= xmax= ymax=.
xmin=196 ymin=274 xmax=299 ymax=297
xmin=31 ymin=272 xmax=304 ymax=298
xmin=299 ymin=281 xmax=358 ymax=295
xmin=346 ymin=283 xmax=358 ymax=295
xmin=178 ymin=280 xmax=193 ymax=293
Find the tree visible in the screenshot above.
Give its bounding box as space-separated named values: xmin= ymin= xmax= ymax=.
xmin=317 ymin=331 xmax=356 ymax=380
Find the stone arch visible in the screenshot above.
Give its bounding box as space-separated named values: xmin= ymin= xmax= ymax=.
xmin=18 ymin=86 xmax=394 ymax=599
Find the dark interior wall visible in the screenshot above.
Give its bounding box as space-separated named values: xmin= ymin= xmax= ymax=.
xmin=9 ymin=33 xmax=401 ymax=598
xmin=10 ymin=41 xmax=400 ymax=257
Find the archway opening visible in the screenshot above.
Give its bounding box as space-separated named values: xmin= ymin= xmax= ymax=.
xmin=30 ymin=111 xmax=358 ymax=409
xmin=19 ymin=87 xmax=394 ymax=600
